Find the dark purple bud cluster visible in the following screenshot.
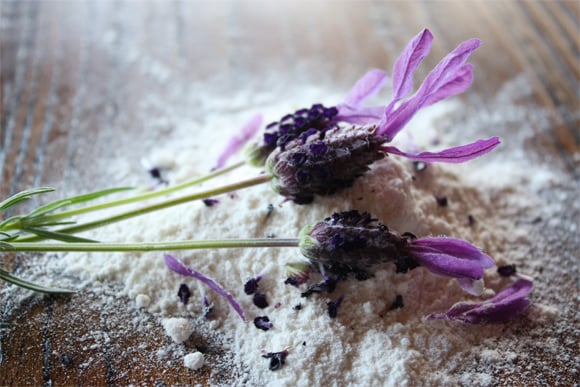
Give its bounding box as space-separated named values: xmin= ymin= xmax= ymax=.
xmin=254 ymin=316 xmax=273 ymax=331
xmin=177 ymin=283 xmax=191 ymax=305
xmin=497 ymin=264 xmax=517 ymax=277
xmin=243 ymin=274 xmax=269 ymax=308
xmin=327 ymin=295 xmax=344 ymax=318
xmin=264 ymin=104 xmax=338 ymax=151
xmin=267 ymin=127 xmax=387 ymax=203
xmin=299 ymin=210 xmax=418 ymax=278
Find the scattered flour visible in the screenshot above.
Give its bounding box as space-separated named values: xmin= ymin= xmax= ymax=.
xmin=184 ymin=351 xmax=205 ymax=371
xmin=162 ymin=317 xmax=194 ymax=344
xmin=9 ymin=75 xmax=578 ymax=385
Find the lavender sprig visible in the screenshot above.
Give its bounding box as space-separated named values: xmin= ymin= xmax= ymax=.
xmin=299 ymin=210 xmax=495 ymax=295
xmin=230 ymin=28 xmax=499 ymax=173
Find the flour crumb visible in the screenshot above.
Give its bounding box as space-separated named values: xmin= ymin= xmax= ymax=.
xmin=162 ymin=317 xmax=193 ymax=344
xmin=135 ymin=294 xmax=151 ymax=308
xmin=184 ymin=351 xmax=205 ymax=370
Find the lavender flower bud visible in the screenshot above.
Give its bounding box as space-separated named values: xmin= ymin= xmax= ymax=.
xmin=298 ymin=211 xmax=413 ymax=278
xmin=245 ymin=104 xmax=339 ymax=167
xmin=267 ymin=127 xmax=386 ymax=203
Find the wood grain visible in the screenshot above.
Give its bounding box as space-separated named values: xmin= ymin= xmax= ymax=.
xmin=1 ymin=0 xmax=578 ymax=385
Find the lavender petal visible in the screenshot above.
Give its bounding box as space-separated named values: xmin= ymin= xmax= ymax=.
xmin=392 ymin=28 xmax=433 ymax=100
xmin=407 ymin=237 xmax=495 ymax=295
xmin=215 ymin=114 xmax=263 ymax=169
xmin=428 ymin=278 xmax=533 ymax=324
xmin=335 ymin=105 xmax=386 ymax=125
xmin=342 ymin=69 xmax=389 ymax=107
xmin=164 ymin=254 xmax=246 ymax=321
xmin=422 ymin=63 xmax=474 ymax=107
xmin=382 ymin=137 xmax=500 ymax=163
xmin=378 ymin=38 xmax=481 ymax=140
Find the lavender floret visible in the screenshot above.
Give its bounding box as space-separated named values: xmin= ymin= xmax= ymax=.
xmin=202 ymin=198 xmax=220 ymax=207
xmin=497 ymin=264 xmax=517 ymax=277
xmin=177 ymin=283 xmax=191 ymax=305
xmin=253 ymin=293 xmax=269 ymax=309
xmin=254 ymin=316 xmax=273 ymax=331
xmin=244 ymin=278 xmax=259 ymax=295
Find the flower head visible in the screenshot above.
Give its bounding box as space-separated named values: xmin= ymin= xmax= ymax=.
xmin=299 ymin=211 xmax=494 ymax=295
xmin=241 ymin=28 xmax=498 ymax=175
xmin=427 ymin=277 xmax=533 ymax=324
xmin=266 ymin=127 xmax=386 ymax=203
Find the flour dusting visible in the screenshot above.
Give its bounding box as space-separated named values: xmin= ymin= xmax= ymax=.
xmin=6 ymin=76 xmax=579 ymax=386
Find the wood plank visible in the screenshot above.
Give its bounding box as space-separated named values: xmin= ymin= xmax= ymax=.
xmin=1 ymin=1 xmax=578 ymax=385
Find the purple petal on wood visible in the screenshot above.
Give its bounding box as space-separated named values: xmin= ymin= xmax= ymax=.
xmin=382 ymin=137 xmax=500 ymax=163
xmin=164 ymin=254 xmax=246 ymax=321
xmin=428 ymin=278 xmax=533 ymax=324
xmin=215 ymin=114 xmax=263 ymax=169
xmin=342 ymin=69 xmax=389 ymax=107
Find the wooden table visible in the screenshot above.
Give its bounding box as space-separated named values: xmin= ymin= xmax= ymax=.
xmin=1 ymin=0 xmax=578 ymax=385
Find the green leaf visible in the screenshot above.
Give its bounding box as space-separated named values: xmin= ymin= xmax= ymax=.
xmin=0 ymin=215 xmax=24 ymax=231
xmin=24 ymin=187 xmax=134 ymax=219
xmin=0 ymin=241 xmax=14 ymax=251
xmin=0 ymin=268 xmax=76 ymax=294
xmin=0 ymin=187 xmax=55 ymax=212
xmin=21 ymin=227 xmax=99 ymax=243
xmin=0 ymin=231 xmax=18 ymax=242
xmin=24 ymin=220 xmax=77 ymax=228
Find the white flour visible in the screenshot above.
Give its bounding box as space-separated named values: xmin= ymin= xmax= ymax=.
xmin=9 ymin=77 xmax=579 ymax=386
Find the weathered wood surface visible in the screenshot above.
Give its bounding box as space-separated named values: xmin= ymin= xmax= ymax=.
xmin=1 ymin=0 xmax=578 ymax=385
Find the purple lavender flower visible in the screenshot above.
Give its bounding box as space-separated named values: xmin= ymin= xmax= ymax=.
xmin=427 ymin=277 xmax=533 ymax=324
xmin=253 ymin=293 xmax=269 ymax=309
xmin=177 ymin=283 xmax=191 ymax=305
xmin=202 ymin=198 xmax=220 ymax=207
xmin=266 ymin=126 xmax=386 ymax=203
xmin=299 ymin=211 xmax=495 ymax=295
xmin=164 ymin=254 xmax=246 ymax=321
xmin=246 ymin=29 xmax=498 ymax=172
xmin=254 ymin=315 xmax=273 ymax=331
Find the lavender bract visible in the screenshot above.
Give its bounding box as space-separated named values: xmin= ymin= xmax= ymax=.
xmin=298 ymin=211 xmax=494 ymax=295
xmin=428 ymin=277 xmax=533 ymax=324
xmin=266 ymin=127 xmax=386 ymax=203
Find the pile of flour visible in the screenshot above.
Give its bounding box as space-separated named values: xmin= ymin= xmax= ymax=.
xmin=18 ymin=78 xmax=577 ymax=385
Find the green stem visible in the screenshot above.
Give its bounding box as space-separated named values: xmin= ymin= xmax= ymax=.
xmin=36 ymin=161 xmax=245 ymax=223
xmin=15 ymin=174 xmax=272 ymax=242
xmin=3 ymin=238 xmax=300 ymax=252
